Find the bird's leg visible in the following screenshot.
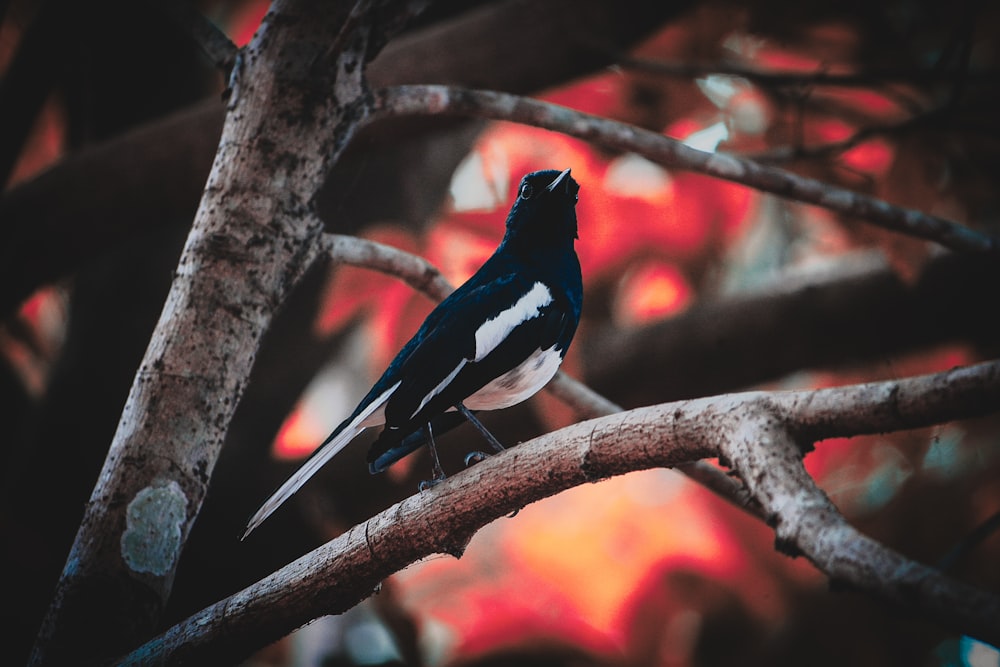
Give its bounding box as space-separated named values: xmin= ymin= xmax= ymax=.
xmin=418 ymin=421 xmax=447 ymax=491
xmin=455 ymin=402 xmax=504 ymax=466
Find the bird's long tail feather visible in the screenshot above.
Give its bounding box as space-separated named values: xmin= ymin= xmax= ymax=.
xmin=242 ymin=381 xmax=399 ymax=539
xmin=241 ymin=423 xmax=363 ymax=539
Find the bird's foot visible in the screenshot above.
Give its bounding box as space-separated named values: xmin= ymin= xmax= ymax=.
xmin=418 ymin=474 xmax=446 ymax=492
xmin=417 ymin=420 xmax=448 ymax=491
xmin=464 ymin=451 xmax=491 ymax=466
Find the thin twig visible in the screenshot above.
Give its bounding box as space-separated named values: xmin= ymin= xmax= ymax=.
xmin=370 ymin=85 xmax=999 ymax=254
xmin=314 ymin=0 xmax=374 ymax=72
xmin=747 ymin=106 xmax=947 ymax=164
xmin=323 ymin=232 xmax=453 ymax=301
xmin=314 ymin=0 xmax=430 ymax=72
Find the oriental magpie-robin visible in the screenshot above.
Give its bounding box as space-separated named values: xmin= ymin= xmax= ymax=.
xmin=243 ymin=168 xmax=582 ymax=538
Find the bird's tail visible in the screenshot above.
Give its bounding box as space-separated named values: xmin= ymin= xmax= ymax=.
xmin=241 ymin=421 xmax=363 ymax=539
xmin=242 ymin=381 xmax=400 ymax=539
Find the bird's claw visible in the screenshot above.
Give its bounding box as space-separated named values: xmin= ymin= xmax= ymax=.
xmin=464 ymin=451 xmax=490 ymax=466
xmin=418 ymin=475 xmax=446 ymax=491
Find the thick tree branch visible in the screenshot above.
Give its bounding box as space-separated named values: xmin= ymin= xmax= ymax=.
xmin=116 ymin=360 xmax=1000 ymax=665
xmin=28 ymin=2 xmax=426 ymax=664
xmin=772 ymin=359 xmax=1000 ymax=441
xmin=371 ymin=85 xmax=999 ymax=254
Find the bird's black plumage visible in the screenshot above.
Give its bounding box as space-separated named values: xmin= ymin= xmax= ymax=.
xmin=244 ymin=168 xmax=582 ymax=537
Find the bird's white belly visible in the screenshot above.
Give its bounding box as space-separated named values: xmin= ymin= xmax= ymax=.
xmin=464 ymin=345 xmax=563 ymax=411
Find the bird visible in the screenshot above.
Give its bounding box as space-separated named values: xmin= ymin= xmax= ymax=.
xmin=243 ymin=168 xmax=582 ymax=538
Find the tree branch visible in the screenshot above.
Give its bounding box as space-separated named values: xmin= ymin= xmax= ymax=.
xmin=28 ymin=1 xmax=426 ymax=663
xmin=371 ymin=85 xmax=999 ymax=254
xmin=773 ymin=360 xmax=1000 ymax=441
xmin=718 ymin=411 xmax=1000 ymax=646
xmin=324 ymin=232 xmax=453 ymax=302
xmin=115 ymin=360 xmax=1000 ymax=665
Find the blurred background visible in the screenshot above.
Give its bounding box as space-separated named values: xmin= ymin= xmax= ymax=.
xmin=1 ymin=0 xmax=999 ymax=665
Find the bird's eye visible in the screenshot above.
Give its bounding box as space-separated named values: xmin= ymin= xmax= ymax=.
xmin=519 ymin=182 xmax=534 ymax=199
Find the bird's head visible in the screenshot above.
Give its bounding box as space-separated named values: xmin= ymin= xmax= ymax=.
xmin=502 ymin=169 xmax=580 ymax=251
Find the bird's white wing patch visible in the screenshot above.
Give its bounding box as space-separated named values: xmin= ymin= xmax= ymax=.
xmin=474 ymin=282 xmax=552 ymax=362
xmin=243 ymin=380 xmax=400 ymax=539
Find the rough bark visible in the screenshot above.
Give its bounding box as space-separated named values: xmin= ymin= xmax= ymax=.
xmin=28 ymin=1 xmax=411 ymax=663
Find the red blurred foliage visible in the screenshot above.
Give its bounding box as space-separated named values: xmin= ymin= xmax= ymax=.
xmin=273 ymin=403 xmax=325 ymax=460
xmin=614 ymin=260 xmax=693 ymax=325
xmin=1 ymin=284 xmax=67 ymax=399
xmin=392 ymin=470 xmax=826 ymax=664
xmin=221 ymin=0 xmax=270 ymax=46
xmin=7 ymin=95 xmax=65 ymax=188
xmin=316 ymin=226 xmax=432 ymax=366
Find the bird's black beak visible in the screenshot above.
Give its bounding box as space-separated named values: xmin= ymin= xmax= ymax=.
xmin=546 ymin=168 xmax=572 ymax=193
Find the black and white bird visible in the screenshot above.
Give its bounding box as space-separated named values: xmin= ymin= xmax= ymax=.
xmin=243 ymin=168 xmax=582 ymax=538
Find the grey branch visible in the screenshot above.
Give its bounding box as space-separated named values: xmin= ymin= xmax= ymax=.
xmin=719 ymin=409 xmax=1000 ymax=646
xmin=371 ymin=85 xmax=999 ymax=255
xmin=116 ymin=360 xmax=1000 ymax=665
xmin=324 ymin=232 xmax=454 ymax=302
